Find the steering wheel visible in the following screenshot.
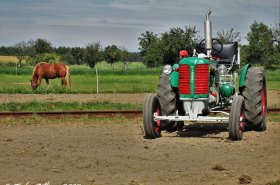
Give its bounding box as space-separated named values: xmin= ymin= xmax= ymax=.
xmin=199 ymin=38 xmax=223 ymax=55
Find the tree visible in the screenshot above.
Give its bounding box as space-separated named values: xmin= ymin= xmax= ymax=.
xmin=14 ymin=41 xmax=28 ymax=65
xmin=127 ymin=52 xmax=143 ymax=62
xmin=272 ymin=22 xmax=280 ymax=52
xmin=139 ymin=26 xmax=199 ymax=67
xmin=271 ymin=23 xmax=280 ymax=69
xmin=216 ymin=28 xmax=241 ymax=43
xmin=103 ymin=45 xmax=129 ymax=69
xmin=60 ymin=52 xmax=75 ymax=65
xmin=143 ymin=39 xmax=163 ymax=68
xmin=138 ymin=32 xmax=163 ymax=68
xmin=161 ymin=26 xmax=199 ymax=65
xmin=83 ymin=42 xmax=102 ymax=68
xmin=33 ymin=38 xmax=52 ymax=54
xmin=138 ymin=31 xmax=159 ymax=56
xmin=104 ymin=45 xmax=123 ymax=69
xmin=55 ymin=46 xmax=72 ymax=55
xmin=245 ymin=21 xmax=274 ymax=68
xmin=71 ymin=47 xmax=83 ymax=65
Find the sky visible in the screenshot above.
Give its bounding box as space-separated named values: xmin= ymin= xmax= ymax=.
xmin=0 ymin=0 xmax=279 ymax=51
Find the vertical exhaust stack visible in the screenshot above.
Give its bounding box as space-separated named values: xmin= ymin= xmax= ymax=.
xmin=204 ymin=11 xmax=212 ymax=57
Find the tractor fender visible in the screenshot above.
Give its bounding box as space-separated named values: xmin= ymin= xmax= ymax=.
xmin=171 ymin=64 xmax=179 ymax=88
xmin=238 ymin=64 xmax=251 ymax=93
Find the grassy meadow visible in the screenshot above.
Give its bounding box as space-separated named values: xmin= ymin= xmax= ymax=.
xmin=0 ymin=67 xmax=161 ymax=94
xmin=0 ymin=59 xmax=279 ymax=94
xmin=0 ymin=58 xmax=279 ymax=113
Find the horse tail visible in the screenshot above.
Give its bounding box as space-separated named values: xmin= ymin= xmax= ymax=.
xmin=65 ymin=65 xmax=71 ymax=89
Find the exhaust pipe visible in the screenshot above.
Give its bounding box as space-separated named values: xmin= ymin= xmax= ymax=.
xmin=204 ymin=11 xmax=212 ymax=57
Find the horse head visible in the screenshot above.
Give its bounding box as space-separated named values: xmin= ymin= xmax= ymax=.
xmin=30 ymin=79 xmax=38 ymax=90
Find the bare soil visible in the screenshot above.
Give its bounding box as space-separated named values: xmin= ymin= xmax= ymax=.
xmin=0 ymin=92 xmax=279 ymax=185
xmin=0 ymin=118 xmax=279 ymax=185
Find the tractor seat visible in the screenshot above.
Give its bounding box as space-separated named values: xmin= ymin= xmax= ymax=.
xmin=196 ymin=42 xmax=238 ymax=64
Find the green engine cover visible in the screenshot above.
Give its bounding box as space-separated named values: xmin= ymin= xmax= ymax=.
xmin=177 ymin=57 xmax=210 ymax=99
xmin=171 ymin=64 xmax=179 ymax=88
xmin=220 ymin=84 xmax=235 ymax=97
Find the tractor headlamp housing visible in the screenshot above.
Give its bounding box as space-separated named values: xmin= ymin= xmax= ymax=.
xmin=163 ymin=65 xmax=172 ymax=75
xmin=218 ymin=64 xmax=227 ymax=75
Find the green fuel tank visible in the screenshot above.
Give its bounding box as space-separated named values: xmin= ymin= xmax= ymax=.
xmin=219 ymin=84 xmax=235 ymax=97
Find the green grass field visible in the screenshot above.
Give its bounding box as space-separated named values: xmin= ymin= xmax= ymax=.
xmin=0 ymin=63 xmax=279 ymax=94
xmin=0 ymin=101 xmax=141 ymax=112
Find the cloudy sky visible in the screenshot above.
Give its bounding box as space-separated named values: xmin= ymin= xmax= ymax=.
xmin=0 ymin=0 xmax=279 ymax=51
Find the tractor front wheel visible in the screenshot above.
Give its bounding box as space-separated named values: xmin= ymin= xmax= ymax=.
xmin=229 ymin=95 xmax=245 ymax=141
xmin=143 ymin=94 xmax=162 ymax=139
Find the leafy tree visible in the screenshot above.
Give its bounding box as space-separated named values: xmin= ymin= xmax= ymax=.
xmin=127 ymin=52 xmax=143 ymax=62
xmin=0 ymin=46 xmax=16 ymax=55
xmin=216 ymin=28 xmax=241 ymax=43
xmin=161 ymin=26 xmax=199 ymax=65
xmin=245 ymin=21 xmax=274 ymax=68
xmin=25 ymin=39 xmax=36 ymax=57
xmin=83 ymin=42 xmax=102 ymax=68
xmin=272 ymin=22 xmax=280 ymax=52
xmin=33 ymin=38 xmax=52 ymax=54
xmin=104 ymin=45 xmax=123 ymax=69
xmin=14 ymin=41 xmax=28 ymax=65
xmin=60 ymin=52 xmax=75 ymax=65
xmin=138 ymin=31 xmax=159 ymax=56
xmin=138 ymin=31 xmax=163 ymax=68
xmin=55 ymin=46 xmax=72 ymax=55
xmin=143 ymin=39 xmax=163 ymax=68
xmin=71 ymin=47 xmax=83 ymax=65
xmin=270 ymin=23 xmax=280 ymax=69
xmin=139 ymin=26 xmax=199 ymax=67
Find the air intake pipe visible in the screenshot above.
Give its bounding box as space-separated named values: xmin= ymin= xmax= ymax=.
xmin=204 ymin=11 xmax=212 ymax=57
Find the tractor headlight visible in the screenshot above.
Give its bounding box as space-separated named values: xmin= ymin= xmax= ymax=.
xmin=163 ymin=65 xmax=172 ymax=74
xmin=218 ymin=65 xmax=227 ymax=75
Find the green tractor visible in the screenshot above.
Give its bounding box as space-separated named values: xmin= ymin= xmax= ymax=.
xmin=143 ymin=11 xmax=267 ymax=141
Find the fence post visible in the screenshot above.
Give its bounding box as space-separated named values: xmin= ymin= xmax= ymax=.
xmin=96 ymin=67 xmax=99 ymax=95
xmin=15 ymin=61 xmax=17 ymax=76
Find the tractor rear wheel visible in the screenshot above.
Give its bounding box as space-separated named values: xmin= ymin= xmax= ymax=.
xmin=242 ymin=67 xmax=267 ymax=131
xmin=229 ymin=95 xmax=245 ymax=141
xmin=157 ymin=73 xmax=180 ymax=132
xmin=143 ymin=94 xmax=161 ymax=139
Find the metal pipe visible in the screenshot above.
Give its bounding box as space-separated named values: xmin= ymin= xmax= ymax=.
xmin=204 ymin=11 xmax=212 ymax=56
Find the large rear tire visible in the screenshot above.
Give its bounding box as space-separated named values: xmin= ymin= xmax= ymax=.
xmin=157 ymin=73 xmax=181 ymax=132
xmin=229 ymin=95 xmax=245 ymax=141
xmin=143 ymin=94 xmax=161 ymax=139
xmin=242 ymin=67 xmax=267 ymax=131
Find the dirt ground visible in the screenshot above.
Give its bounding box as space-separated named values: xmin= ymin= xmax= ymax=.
xmin=0 ymin=92 xmax=279 ymax=185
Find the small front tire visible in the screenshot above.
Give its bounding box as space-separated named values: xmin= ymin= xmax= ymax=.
xmin=229 ymin=95 xmax=245 ymax=141
xmin=143 ymin=94 xmax=162 ymax=139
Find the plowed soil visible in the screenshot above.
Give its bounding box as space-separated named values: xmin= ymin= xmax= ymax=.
xmin=0 ymin=92 xmax=279 ymax=185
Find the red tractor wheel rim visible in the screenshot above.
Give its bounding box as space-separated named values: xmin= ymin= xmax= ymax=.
xmin=261 ymin=84 xmax=267 ymax=117
xmin=154 ymin=108 xmax=161 ymax=133
xmin=239 ymin=110 xmax=245 ymax=132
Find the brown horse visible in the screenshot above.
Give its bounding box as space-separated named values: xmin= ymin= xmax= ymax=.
xmin=30 ymin=62 xmax=71 ymax=90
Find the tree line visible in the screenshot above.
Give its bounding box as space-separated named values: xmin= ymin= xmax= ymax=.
xmin=0 ymin=39 xmax=143 ymax=68
xmin=0 ymin=21 xmax=279 ymax=69
xmin=138 ymin=21 xmax=279 ymax=69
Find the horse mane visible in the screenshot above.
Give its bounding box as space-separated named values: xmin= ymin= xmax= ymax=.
xmin=31 ymin=62 xmax=43 ymax=79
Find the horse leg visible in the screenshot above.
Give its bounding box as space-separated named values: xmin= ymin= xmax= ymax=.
xmin=37 ymin=76 xmax=43 ymax=87
xmin=45 ymin=78 xmax=49 ymax=89
xmin=61 ymin=77 xmax=67 ymax=87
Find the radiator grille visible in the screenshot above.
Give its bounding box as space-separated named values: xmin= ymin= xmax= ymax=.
xmin=194 ymin=64 xmax=209 ymax=94
xmin=179 ymin=65 xmax=190 ymax=94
